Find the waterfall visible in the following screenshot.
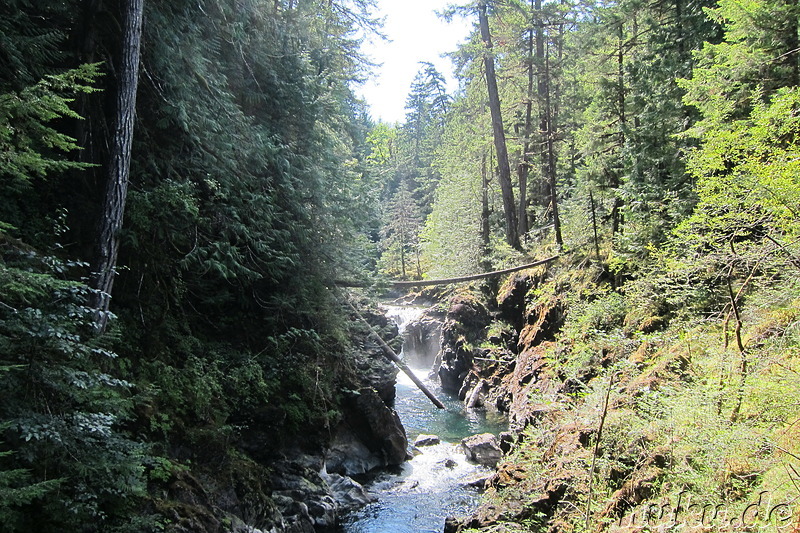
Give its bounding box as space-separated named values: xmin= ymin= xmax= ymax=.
xmin=339 ymin=305 xmax=507 ymax=533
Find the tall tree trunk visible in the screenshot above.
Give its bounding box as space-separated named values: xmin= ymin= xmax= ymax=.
xmin=75 ymin=0 xmax=103 ymax=169
xmin=535 ymin=0 xmax=548 ymax=208
xmin=545 ymin=53 xmax=563 ymax=247
xmin=478 ymin=1 xmax=520 ymax=250
xmin=535 ymin=0 xmax=562 ymax=246
xmin=611 ymin=20 xmax=626 ymax=236
xmin=481 ymin=151 xmax=491 ymax=250
xmin=89 ymin=0 xmax=145 ymax=333
xmin=517 ymin=0 xmax=536 ymax=239
xmin=784 ymin=0 xmax=799 ymax=86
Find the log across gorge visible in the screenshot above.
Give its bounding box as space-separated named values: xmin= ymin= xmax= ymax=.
xmin=334 ymin=255 xmax=561 ymax=290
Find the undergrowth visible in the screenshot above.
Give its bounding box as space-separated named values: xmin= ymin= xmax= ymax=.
xmin=467 ymin=255 xmax=800 ymax=533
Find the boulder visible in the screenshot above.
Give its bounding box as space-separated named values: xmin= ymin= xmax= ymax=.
xmin=321 ymin=472 xmax=375 ymax=510
xmin=271 ymin=455 xmax=338 ymax=531
xmin=413 ymin=434 xmax=441 ymax=447
xmin=327 ymin=387 xmax=407 ymax=476
xmin=460 ymin=433 xmax=502 ymax=467
xmin=325 ymin=430 xmax=384 ymax=475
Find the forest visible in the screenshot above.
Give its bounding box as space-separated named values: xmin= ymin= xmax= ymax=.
xmin=1 ymin=0 xmax=799 ymax=531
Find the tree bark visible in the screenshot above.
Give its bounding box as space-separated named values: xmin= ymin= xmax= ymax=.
xmin=390 ymin=255 xmax=560 ymax=289
xmin=517 ymin=1 xmax=536 ymax=239
xmin=535 ymin=0 xmax=562 ymax=247
xmin=590 ymin=190 xmax=600 ymax=259
xmin=478 ymin=1 xmax=520 ymax=250
xmin=611 ymin=20 xmax=626 ymax=236
xmin=89 ymin=0 xmax=145 ymax=333
xmin=545 ymin=53 xmax=563 ymax=246
xmin=481 ymin=151 xmax=490 ymax=250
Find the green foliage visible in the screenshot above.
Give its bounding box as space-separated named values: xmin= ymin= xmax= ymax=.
xmin=0 ymin=64 xmax=100 ymax=233
xmin=379 ymin=179 xmax=424 ymax=279
xmin=0 ymin=0 xmax=74 ymax=90
xmin=0 ymin=418 xmax=61 ymax=528
xmin=0 ymin=240 xmax=150 ymax=532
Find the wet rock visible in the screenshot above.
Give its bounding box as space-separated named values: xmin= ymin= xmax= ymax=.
xmin=442 ymin=458 xmax=458 ymax=469
xmin=353 ymin=308 xmax=401 ymax=404
xmin=462 ymin=473 xmax=492 ymax=489
xmin=444 ymin=515 xmax=463 ymax=533
xmin=269 ymin=452 xmax=383 ymax=530
xmin=326 ymin=431 xmax=384 ymax=476
xmin=306 ymin=495 xmax=337 ymax=528
xmin=465 ymin=379 xmax=487 ymax=408
xmin=458 ymin=371 xmax=480 ymax=401
xmin=414 ymin=434 xmax=441 ymax=447
xmin=460 ymin=433 xmax=502 ymax=467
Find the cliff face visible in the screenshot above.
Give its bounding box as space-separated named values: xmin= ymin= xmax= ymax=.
xmin=434 ymin=271 xmax=566 ymax=428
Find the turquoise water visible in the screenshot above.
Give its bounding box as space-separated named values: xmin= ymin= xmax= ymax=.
xmin=339 ymin=307 xmax=507 ymax=533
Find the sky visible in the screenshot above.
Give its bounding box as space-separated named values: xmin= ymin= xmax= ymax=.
xmin=357 ymin=0 xmax=473 ymax=125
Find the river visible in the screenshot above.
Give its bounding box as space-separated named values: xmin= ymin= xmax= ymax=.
xmin=339 ymin=306 xmax=507 ymax=533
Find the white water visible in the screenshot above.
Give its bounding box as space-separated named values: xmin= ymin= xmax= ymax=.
xmin=339 ymin=305 xmax=507 ymax=533
xmin=382 ymin=305 xmax=426 ymax=336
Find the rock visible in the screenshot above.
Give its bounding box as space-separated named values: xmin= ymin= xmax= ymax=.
xmin=442 ymin=458 xmax=458 ymax=469
xmin=458 ymin=372 xmax=478 ymax=401
xmin=353 ymin=308 xmax=401 ymax=405
xmin=497 ymin=272 xmax=537 ymax=332
xmin=351 ymin=387 xmax=407 ymax=464
xmin=460 ymin=433 xmax=502 ymax=467
xmin=414 ymin=434 xmax=441 ymax=447
xmin=327 ymin=387 xmax=407 ymax=476
xmin=502 ymin=342 xmax=563 ymax=430
xmin=465 ymin=379 xmax=487 ymax=408
xmin=321 ymin=472 xmax=376 ymax=509
xmin=270 ymin=454 xmax=353 ymax=531
xmin=438 ymin=293 xmax=491 ymax=393
xmin=498 ymin=431 xmax=518 ymax=454
xmin=462 ymin=473 xmax=492 ymax=489
xmin=444 ymin=516 xmax=463 ymax=533
xmin=326 ymin=430 xmax=384 ymax=475
xmin=306 ymin=495 xmax=337 ymax=528
xmin=517 ymin=294 xmax=565 ymax=350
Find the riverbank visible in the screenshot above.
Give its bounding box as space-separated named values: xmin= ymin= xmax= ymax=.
xmin=409 ymin=258 xmax=800 ymax=533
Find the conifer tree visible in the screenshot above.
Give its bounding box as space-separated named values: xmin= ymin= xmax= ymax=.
xmin=89 ymin=0 xmax=144 ymax=333
xmin=478 ymin=0 xmax=521 ymax=249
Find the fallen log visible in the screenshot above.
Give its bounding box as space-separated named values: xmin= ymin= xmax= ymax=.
xmin=344 ymin=299 xmax=446 ymax=410
xmin=390 ymin=255 xmax=560 ymax=289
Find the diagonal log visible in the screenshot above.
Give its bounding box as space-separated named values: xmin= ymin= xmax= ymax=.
xmin=345 ymin=299 xmax=446 ymax=410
